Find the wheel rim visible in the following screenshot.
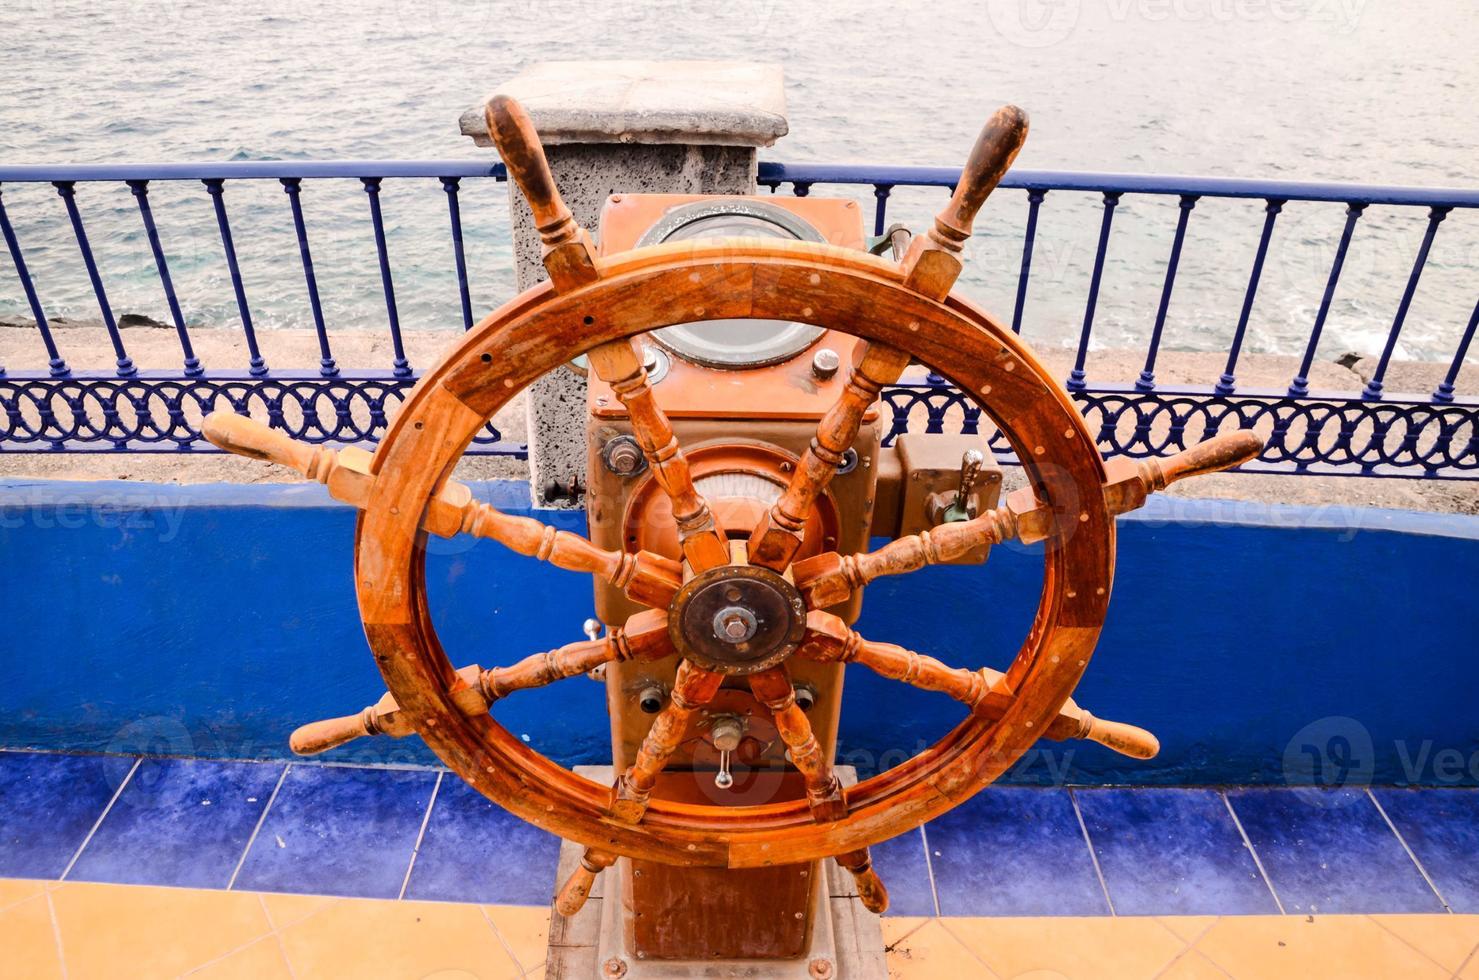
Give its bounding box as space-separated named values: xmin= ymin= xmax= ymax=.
xmin=354 ymin=238 xmax=1113 ymax=868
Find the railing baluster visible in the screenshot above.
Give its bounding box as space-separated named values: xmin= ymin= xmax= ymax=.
xmin=54 ymin=181 xmax=135 ymax=377
xmin=128 ymin=180 xmax=202 ymax=377
xmin=0 ymin=185 xmax=68 ymax=377
xmin=871 ymin=184 xmax=892 ymax=237
xmin=361 ymin=177 xmax=410 ymax=377
xmin=1362 ymin=206 xmax=1451 ymax=399
xmin=280 ymin=178 xmax=337 ymax=377
xmin=1288 ymin=202 xmax=1366 ymax=397
xmin=1433 ymin=297 xmax=1478 ymax=404
xmin=1216 ymin=199 xmax=1284 ymax=396
xmin=1067 ymin=191 xmax=1121 ymax=391
xmin=203 ymin=179 xmax=268 ymax=376
xmin=1137 ymin=194 xmax=1198 ymax=390
xmin=1011 ymin=189 xmax=1046 ymax=336
xmin=441 ymin=177 xmax=474 ymax=332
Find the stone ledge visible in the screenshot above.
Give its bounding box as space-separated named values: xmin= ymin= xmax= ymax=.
xmin=458 ymin=60 xmax=787 ymax=148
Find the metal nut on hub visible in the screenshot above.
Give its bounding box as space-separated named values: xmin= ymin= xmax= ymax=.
xmin=713 ymin=606 xmax=758 ymax=644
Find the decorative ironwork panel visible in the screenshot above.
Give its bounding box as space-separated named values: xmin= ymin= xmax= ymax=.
xmin=0 ymin=376 xmax=521 ymax=456
xmin=880 ymin=383 xmax=1479 ymax=479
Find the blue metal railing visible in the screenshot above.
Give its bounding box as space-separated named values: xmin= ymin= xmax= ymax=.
xmin=0 ymin=159 xmax=1475 ymax=478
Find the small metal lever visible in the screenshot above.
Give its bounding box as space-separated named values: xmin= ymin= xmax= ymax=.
xmin=709 ymin=715 xmax=744 ymax=790
xmin=932 ymin=448 xmax=985 ymax=524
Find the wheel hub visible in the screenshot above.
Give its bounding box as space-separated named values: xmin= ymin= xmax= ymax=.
xmin=669 ymin=564 xmax=807 ymax=675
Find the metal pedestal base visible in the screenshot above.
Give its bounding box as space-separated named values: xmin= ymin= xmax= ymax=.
xmin=546 ymin=766 xmax=886 ymax=980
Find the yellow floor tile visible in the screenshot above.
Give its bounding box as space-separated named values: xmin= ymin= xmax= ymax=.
xmin=277 ymin=894 xmax=523 ymax=979
xmin=0 ymin=876 xmax=48 ymax=912
xmin=0 ymin=893 xmax=64 ymax=980
xmin=882 ymin=915 xmax=931 ymax=949
xmin=884 ymin=917 xmax=997 ymax=978
xmin=50 ymin=881 xmax=274 ymax=979
xmin=1370 ymin=913 xmax=1479 ymax=972
xmin=1194 ymin=915 xmax=1450 ymax=978
xmin=1156 ymin=915 xmax=1218 ymax=944
xmin=1156 ymin=948 xmax=1232 ymax=979
xmin=483 ymin=903 xmax=551 ymax=974
xmin=186 ymin=935 xmax=294 ymax=979
xmin=945 ymin=916 xmax=1187 ymax=979
xmin=258 ymin=891 xmax=339 ymax=931
xmin=1457 ymin=941 xmax=1479 ymax=980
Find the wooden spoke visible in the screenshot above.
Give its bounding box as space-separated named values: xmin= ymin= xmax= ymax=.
xmin=586 ymin=340 xmax=730 ymax=572
xmin=747 ymin=342 xmax=911 ymax=571
xmin=201 ymin=412 xmax=682 ymax=607
xmin=900 ymin=104 xmax=1029 ymax=300
xmin=1101 ymin=429 xmax=1263 ymax=515
xmin=835 ymin=848 xmax=889 ymax=914
xmin=800 ymin=613 xmax=1159 ymax=760
xmin=555 ymin=847 xmax=615 ymax=917
xmin=749 ymin=667 xmax=846 ymax=822
xmin=609 ymin=659 xmax=725 ymax=823
xmin=482 ymin=608 xmax=671 ymax=699
xmin=288 ymin=611 xmax=670 ymax=756
xmin=793 ymin=430 xmax=1264 ymax=608
xmin=483 ymin=95 xmax=599 ymax=292
xmin=453 ymin=489 xmax=682 ymax=607
xmin=748 ymin=103 xmax=1032 ymax=573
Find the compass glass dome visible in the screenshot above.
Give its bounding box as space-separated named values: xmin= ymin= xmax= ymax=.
xmin=637 ymin=201 xmax=828 ymax=369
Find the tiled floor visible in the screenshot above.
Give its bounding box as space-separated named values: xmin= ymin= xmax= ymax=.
xmin=2 ymin=879 xmax=1477 ymax=979
xmin=1 ymin=750 xmax=1473 ymax=928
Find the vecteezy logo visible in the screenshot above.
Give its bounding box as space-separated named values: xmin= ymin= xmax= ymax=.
xmin=984 ymin=0 xmax=1082 ymax=48
xmin=1281 ymin=715 xmax=1374 ymax=801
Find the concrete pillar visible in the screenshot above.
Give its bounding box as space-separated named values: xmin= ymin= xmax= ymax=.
xmin=460 ymin=61 xmax=789 ymax=508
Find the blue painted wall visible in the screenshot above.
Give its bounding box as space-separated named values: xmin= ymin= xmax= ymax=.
xmin=2 ymin=478 xmax=1476 ymax=787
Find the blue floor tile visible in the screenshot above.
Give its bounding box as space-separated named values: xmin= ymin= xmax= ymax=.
xmin=1075 ymin=788 xmax=1278 ymax=915
xmin=403 ymin=777 xmax=560 ymax=905
xmin=1228 ymin=788 xmax=1444 ymax=914
xmin=1372 ymin=788 xmax=1479 ymax=912
xmin=0 ymin=751 xmax=129 ymax=879
xmin=68 ymin=758 xmax=284 ymax=889
xmin=928 ymin=787 xmax=1108 ymax=916
xmin=866 ymin=829 xmax=935 ymax=917
xmin=232 ymin=764 xmax=439 ymax=900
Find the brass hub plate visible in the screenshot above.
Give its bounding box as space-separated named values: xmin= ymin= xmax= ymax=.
xmin=669 ymin=564 xmax=807 ymax=675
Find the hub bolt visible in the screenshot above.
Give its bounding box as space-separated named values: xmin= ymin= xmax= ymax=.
xmin=713 ymin=605 xmax=758 ymax=644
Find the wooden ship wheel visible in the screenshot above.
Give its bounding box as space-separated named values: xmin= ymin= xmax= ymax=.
xmin=203 ymin=96 xmax=1261 ymax=966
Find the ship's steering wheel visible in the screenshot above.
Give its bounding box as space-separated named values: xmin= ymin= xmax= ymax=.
xmin=203 ymin=96 xmax=1261 ymax=915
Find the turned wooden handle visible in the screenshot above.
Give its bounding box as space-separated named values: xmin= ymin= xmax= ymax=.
xmin=1079 ymin=711 xmax=1160 ymax=760
xmin=836 ymin=850 xmax=889 ymax=914
xmin=484 ymin=95 xmax=575 ymax=246
xmin=554 ymin=849 xmax=613 ymax=917
xmin=1155 ymin=430 xmax=1264 ymax=487
xmin=202 ymin=411 xmax=317 ymax=473
xmin=933 ymin=105 xmax=1030 ymax=246
xmin=289 ymin=708 xmax=376 ymax=756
